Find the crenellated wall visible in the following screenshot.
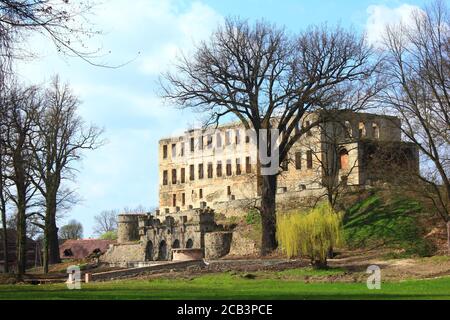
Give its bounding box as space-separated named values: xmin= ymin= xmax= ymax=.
xmin=102 ymin=207 xmax=232 ymax=264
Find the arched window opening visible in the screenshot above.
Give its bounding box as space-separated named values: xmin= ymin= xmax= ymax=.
xmin=63 ymin=249 xmax=73 ymax=257
xmin=358 ymin=122 xmax=366 ymax=138
xmin=345 ymin=121 xmax=352 ymax=138
xmin=145 ymin=241 xmax=154 ymax=261
xmin=339 ymin=148 xmax=350 ymax=171
xmin=372 ymin=123 xmax=380 ymax=139
xmin=172 ymin=239 xmax=180 ymax=249
xmin=186 ymin=239 xmax=194 ymax=249
xmin=158 ymin=240 xmax=167 ymax=260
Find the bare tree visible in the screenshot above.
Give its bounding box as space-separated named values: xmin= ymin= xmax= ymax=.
xmin=379 ymin=0 xmax=450 ymax=253
xmin=30 ymin=76 xmax=103 ymax=273
xmin=161 ymin=18 xmax=377 ymax=254
xmin=93 ymin=210 xmax=118 ymax=236
xmin=0 ymin=100 xmax=10 ymax=272
xmin=0 ymin=0 xmax=102 ymax=66
xmin=1 ymin=85 xmax=41 ymax=279
xmin=59 ymin=219 xmax=83 ymax=240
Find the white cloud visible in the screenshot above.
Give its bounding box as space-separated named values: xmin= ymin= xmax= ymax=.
xmin=365 ymin=3 xmax=422 ymax=46
xmin=137 ymin=1 xmax=223 ymax=75
xmin=91 ymin=0 xmax=223 ymax=76
xmin=141 ymin=43 xmax=180 ymax=75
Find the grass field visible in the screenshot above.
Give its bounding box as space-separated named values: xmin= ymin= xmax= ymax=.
xmin=0 ymin=272 xmax=449 ymax=300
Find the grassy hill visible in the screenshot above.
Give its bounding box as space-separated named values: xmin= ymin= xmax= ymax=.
xmin=343 ymin=192 xmax=436 ymax=258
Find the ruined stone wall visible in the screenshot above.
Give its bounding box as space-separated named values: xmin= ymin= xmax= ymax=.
xmin=117 ymin=215 xmax=142 ymax=243
xmin=159 ymin=123 xmax=259 ymax=212
xmin=204 ymin=232 xmax=233 ymax=259
xmin=100 ymin=243 xmax=145 ymax=264
xmin=158 ymin=111 xmax=406 ymax=215
xmin=228 ymin=230 xmax=259 ymax=256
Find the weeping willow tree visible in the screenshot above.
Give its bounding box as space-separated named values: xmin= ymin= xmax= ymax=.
xmin=277 ymin=203 xmax=344 ymax=268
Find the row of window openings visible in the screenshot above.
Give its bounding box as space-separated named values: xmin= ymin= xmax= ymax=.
xmin=350 ymin=121 xmax=380 ymax=139
xmin=171 ymin=186 xmax=232 ymax=207
xmin=163 ymin=151 xmax=315 ymax=185
xmin=163 ymin=132 xmax=252 ymax=159
xmin=163 ymin=121 xmax=317 ymax=159
xmin=163 ymin=158 xmax=253 ymax=185
xmin=163 ymin=122 xmax=379 ymax=159
xmin=169 ymin=152 xmax=349 ymax=207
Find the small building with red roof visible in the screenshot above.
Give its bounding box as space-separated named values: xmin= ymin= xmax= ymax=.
xmin=59 ymin=239 xmax=116 ymax=260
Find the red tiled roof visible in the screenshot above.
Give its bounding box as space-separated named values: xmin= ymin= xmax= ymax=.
xmin=59 ymin=239 xmax=116 ymax=260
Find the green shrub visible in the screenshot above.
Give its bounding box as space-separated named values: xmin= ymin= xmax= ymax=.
xmin=245 ymin=209 xmax=261 ymax=225
xmin=277 ymin=203 xmax=344 ymax=268
xmin=100 ymin=231 xmax=118 ymax=240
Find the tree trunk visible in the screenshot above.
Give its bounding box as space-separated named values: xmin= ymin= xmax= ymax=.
xmin=1 ymin=209 xmax=8 ymax=273
xmin=47 ymin=194 xmax=60 ymax=265
xmin=328 ymin=247 xmax=334 ymax=259
xmin=312 ymin=258 xmax=328 ymax=269
xmin=260 ymin=174 xmax=277 ymax=255
xmin=42 ymin=199 xmax=60 ymax=274
xmin=15 ymin=200 xmax=26 ymax=280
xmin=42 ymin=221 xmax=49 ymax=274
xmin=14 ymin=158 xmax=27 ymax=280
xmin=48 ymin=215 xmax=60 ymax=264
xmin=327 ymin=189 xmax=334 ymax=208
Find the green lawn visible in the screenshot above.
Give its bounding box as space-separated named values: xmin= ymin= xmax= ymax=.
xmin=1 ymin=273 xmax=449 ymax=300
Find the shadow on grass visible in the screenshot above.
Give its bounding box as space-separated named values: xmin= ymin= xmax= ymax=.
xmin=343 ymin=194 xmax=433 ymax=256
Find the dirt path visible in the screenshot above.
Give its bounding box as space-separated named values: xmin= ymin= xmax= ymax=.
xmin=329 ymin=250 xmax=450 ymax=281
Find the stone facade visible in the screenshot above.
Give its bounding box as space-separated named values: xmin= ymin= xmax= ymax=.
xmin=158 ymin=111 xmax=418 ymax=214
xmin=102 ymin=110 xmax=420 ymax=265
xmin=101 ymin=207 xmax=232 ymax=264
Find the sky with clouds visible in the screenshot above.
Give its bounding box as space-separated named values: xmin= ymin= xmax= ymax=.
xmin=14 ymin=0 xmax=430 ymax=237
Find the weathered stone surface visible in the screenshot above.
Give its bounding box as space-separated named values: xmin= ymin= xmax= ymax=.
xmin=100 ymin=243 xmax=145 ymax=264
xmin=117 ymin=215 xmax=143 ymax=243
xmin=229 ymin=231 xmax=258 ymax=257
xmin=204 ymin=232 xmax=233 ymax=259
xmin=108 ymin=208 xmax=225 ymax=264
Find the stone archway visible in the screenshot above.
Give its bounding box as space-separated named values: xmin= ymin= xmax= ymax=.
xmin=158 ymin=240 xmax=167 ymax=260
xmin=186 ymin=238 xmax=194 ymax=249
xmin=171 ymin=239 xmax=180 ymax=260
xmin=145 ymin=241 xmax=154 ymax=261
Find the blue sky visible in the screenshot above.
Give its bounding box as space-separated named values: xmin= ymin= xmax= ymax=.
xmin=14 ymin=0 xmax=432 ymax=237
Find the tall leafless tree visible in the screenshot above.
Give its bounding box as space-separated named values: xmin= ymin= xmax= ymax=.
xmin=1 ymin=85 xmax=41 ymax=279
xmin=30 ymin=76 xmax=103 ymax=273
xmin=161 ymin=18 xmax=378 ymax=254
xmin=0 ymin=99 xmax=10 ymax=273
xmin=379 ymin=0 xmax=450 ymax=253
